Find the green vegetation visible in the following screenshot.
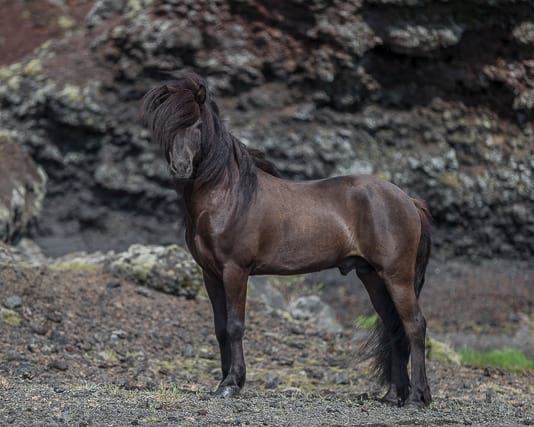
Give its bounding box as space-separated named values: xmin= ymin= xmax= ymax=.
xmin=427 ymin=337 xmax=461 ymax=365
xmin=460 ymin=348 xmax=534 ymax=371
xmin=1 ymin=309 xmax=21 ymax=326
xmin=354 ymin=314 xmax=378 ymax=331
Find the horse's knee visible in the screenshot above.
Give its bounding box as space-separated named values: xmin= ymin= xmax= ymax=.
xmin=226 ymin=319 xmax=244 ymax=341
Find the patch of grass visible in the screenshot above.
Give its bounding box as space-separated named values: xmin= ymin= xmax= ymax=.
xmin=354 ymin=314 xmax=378 ymax=331
xmin=460 ymin=348 xmax=534 ymax=372
xmin=152 ymin=383 xmax=185 ymax=402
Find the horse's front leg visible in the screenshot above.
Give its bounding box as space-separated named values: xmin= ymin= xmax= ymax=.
xmin=203 ymin=271 xmax=231 ymax=382
xmin=214 ymin=263 xmax=248 ymax=398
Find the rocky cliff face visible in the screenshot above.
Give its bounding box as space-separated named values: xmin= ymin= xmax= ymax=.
xmin=0 ymin=0 xmax=532 ymax=258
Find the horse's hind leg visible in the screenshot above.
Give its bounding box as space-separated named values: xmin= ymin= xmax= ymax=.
xmin=384 ymin=275 xmax=431 ymax=407
xmin=203 ymin=271 xmax=231 ymax=382
xmin=358 ymin=268 xmax=410 ymax=404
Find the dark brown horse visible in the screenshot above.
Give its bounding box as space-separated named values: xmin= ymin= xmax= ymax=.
xmin=142 ymin=71 xmax=432 ymax=407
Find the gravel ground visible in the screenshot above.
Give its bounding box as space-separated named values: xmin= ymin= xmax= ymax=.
xmin=0 ymin=265 xmax=533 ymax=426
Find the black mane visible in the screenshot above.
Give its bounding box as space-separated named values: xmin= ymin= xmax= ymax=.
xmin=142 ymin=71 xmax=280 ymax=206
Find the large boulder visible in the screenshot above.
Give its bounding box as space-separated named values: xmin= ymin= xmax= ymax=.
xmin=0 ymin=133 xmax=46 ymax=243
xmin=106 ymin=244 xmax=202 ymax=299
xmin=49 ymin=243 xmax=203 ymax=299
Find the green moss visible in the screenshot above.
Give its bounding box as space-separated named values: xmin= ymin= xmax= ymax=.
xmin=355 ymin=314 xmax=378 ymax=331
xmin=23 ymin=59 xmax=43 ymax=77
xmin=59 ymin=84 xmax=82 ymax=103
xmin=97 ymin=349 xmax=119 ymax=366
xmin=7 ymin=75 xmax=21 ymax=91
xmin=427 ymin=337 xmax=461 ymax=365
xmin=57 ymin=16 xmax=76 ymax=30
xmin=373 ymin=171 xmax=391 ymax=182
xmin=49 ymin=262 xmax=100 ymax=273
xmin=439 ymin=173 xmax=462 ymax=189
xmin=1 ymin=309 xmax=21 ymax=326
xmin=460 ymin=348 xmax=534 ymax=372
xmin=0 ymin=67 xmax=13 ymax=82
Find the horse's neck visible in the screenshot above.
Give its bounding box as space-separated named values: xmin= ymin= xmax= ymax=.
xmin=184 ymin=165 xmax=242 ymax=220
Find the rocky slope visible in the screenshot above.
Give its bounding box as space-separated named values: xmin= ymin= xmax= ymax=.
xmin=0 ymin=259 xmax=533 ymax=426
xmin=0 ymin=0 xmax=533 ymax=258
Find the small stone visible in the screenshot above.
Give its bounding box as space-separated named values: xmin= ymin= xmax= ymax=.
xmin=48 ymin=359 xmax=68 ymax=371
xmin=111 ymin=329 xmax=127 ymax=339
xmin=289 ymin=325 xmax=304 ymax=335
xmin=30 ymin=322 xmax=48 ymax=335
xmin=4 ymin=295 xmax=22 ymax=309
xmin=5 ymin=351 xmax=25 ymax=362
xmin=264 ymin=373 xmax=280 ymax=389
xmin=135 ymin=287 xmax=152 ymax=298
xmin=46 ymin=311 xmax=62 ymax=323
xmin=106 ymin=281 xmax=121 ymax=289
xmin=64 ymin=344 xmax=75 ymax=352
xmin=182 ymin=344 xmax=194 ymax=358
xmin=335 ymin=373 xmax=350 ymax=385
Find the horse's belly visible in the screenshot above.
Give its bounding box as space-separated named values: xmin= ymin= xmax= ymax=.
xmin=252 ymin=231 xmax=351 ymax=275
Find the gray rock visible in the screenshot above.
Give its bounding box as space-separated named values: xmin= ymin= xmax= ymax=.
xmin=264 ymin=373 xmax=280 ymax=390
xmin=4 ymin=295 xmax=22 ymax=309
xmin=288 ymin=295 xmax=342 ymax=334
xmin=0 ymin=134 xmax=47 ymax=243
xmin=248 ymin=278 xmax=286 ymax=311
xmin=106 ymin=244 xmax=202 ymax=299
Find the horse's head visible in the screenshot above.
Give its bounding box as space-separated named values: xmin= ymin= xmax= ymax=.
xmin=142 ymin=72 xmax=210 ymax=180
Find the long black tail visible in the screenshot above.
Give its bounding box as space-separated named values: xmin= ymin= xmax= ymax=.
xmin=364 ymin=199 xmax=431 ymax=385
xmin=413 ymin=199 xmax=431 ymax=298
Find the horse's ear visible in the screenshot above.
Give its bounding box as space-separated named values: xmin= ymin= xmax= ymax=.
xmin=195 ymin=85 xmax=206 ymax=105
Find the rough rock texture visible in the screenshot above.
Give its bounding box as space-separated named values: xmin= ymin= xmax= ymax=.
xmin=105 ymin=244 xmax=202 ymax=298
xmin=0 ymin=133 xmax=47 ymax=243
xmin=0 ymin=0 xmax=533 ymax=259
xmin=288 ymin=295 xmax=343 ymax=334
xmin=0 ymin=241 xmax=202 ymax=299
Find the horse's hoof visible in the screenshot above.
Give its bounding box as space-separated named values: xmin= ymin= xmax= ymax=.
xmin=213 ymin=385 xmax=240 ymax=398
xmin=380 ymin=396 xmax=402 ymax=407
xmin=404 ymin=399 xmax=428 ymax=410
xmin=380 ymin=387 xmax=406 ymax=407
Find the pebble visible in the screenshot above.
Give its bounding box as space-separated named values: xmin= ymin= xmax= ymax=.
xmin=5 ymin=351 xmax=26 ymax=361
xmin=264 ymin=373 xmax=280 ymax=389
xmin=335 ymin=373 xmax=350 ymax=385
xmin=182 ymin=344 xmax=194 ymax=358
xmin=136 ymin=287 xmax=153 ymax=298
xmin=106 ymin=281 xmax=121 ymax=289
xmin=4 ymin=295 xmax=22 ymax=309
xmin=30 ymin=322 xmax=48 ymax=335
xmin=46 ymin=311 xmax=62 ymax=323
xmin=48 ymin=359 xmax=68 ymax=371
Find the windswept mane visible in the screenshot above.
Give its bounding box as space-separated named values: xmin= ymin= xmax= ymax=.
xmin=141 ymin=71 xmax=279 ymax=205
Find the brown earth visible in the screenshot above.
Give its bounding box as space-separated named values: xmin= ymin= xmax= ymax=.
xmin=0 ymin=265 xmax=532 ymax=426
xmin=0 ymin=0 xmax=93 ymax=65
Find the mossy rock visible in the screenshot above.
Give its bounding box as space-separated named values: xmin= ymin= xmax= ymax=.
xmin=106 ymin=244 xmax=202 ymax=299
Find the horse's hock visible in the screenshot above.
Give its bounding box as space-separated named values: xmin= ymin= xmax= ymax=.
xmin=0 ymin=132 xmax=47 ymax=243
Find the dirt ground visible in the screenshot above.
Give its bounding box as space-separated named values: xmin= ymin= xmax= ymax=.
xmin=0 ymin=264 xmax=533 ymax=426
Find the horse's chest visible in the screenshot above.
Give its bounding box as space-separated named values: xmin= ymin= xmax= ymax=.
xmin=186 ymin=228 xmax=222 ymax=274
